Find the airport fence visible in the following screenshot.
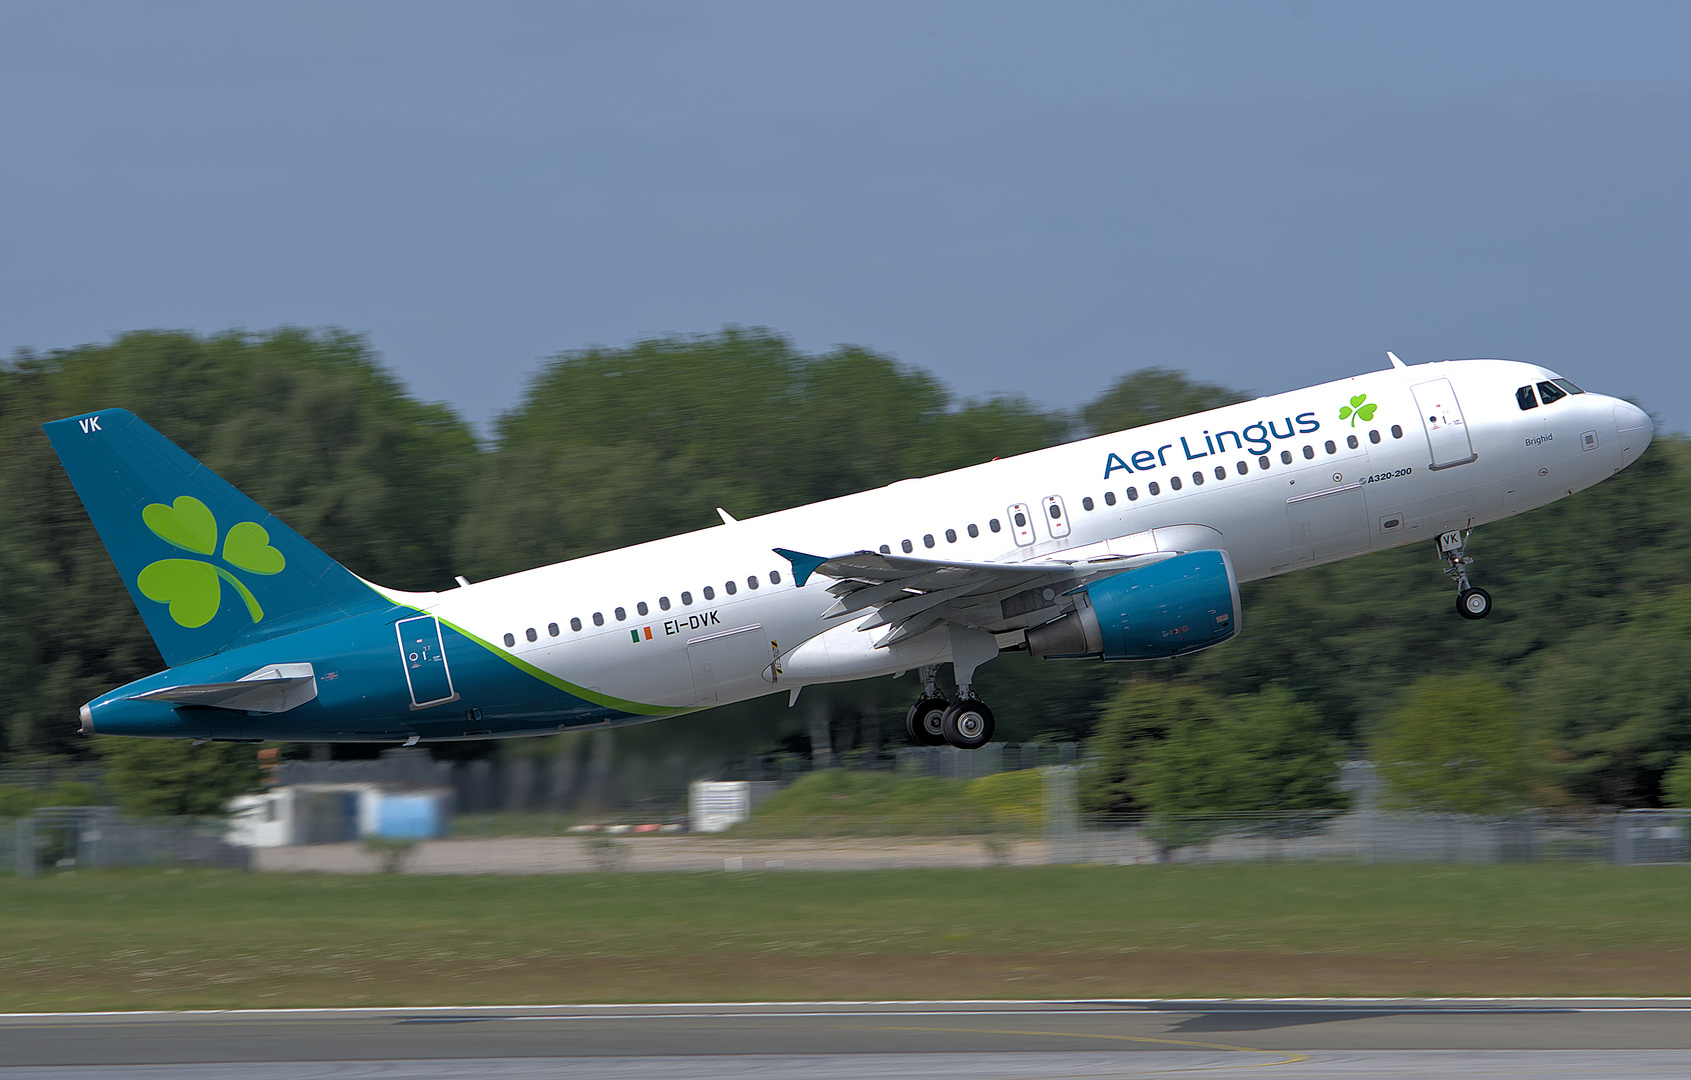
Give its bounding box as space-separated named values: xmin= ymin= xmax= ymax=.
xmin=0 ymin=808 xmax=249 ymax=877
xmin=5 ymin=804 xmax=1686 ymax=877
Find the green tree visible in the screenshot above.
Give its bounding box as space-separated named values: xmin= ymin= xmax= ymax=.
xmin=455 ymin=328 xmax=1069 ymax=580
xmin=96 ymin=738 xmax=260 ymax=817
xmin=1663 ymin=753 xmax=1691 ymax=809
xmin=1371 ymin=675 xmax=1531 ymax=813
xmin=1081 ymin=680 xmax=1228 ymax=814
xmin=1081 ymin=367 xmax=1246 ymax=436
xmin=1136 ymin=685 xmax=1348 ymax=816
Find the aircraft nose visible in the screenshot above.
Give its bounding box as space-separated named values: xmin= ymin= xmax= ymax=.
xmin=1614 ymin=400 xmax=1653 ymax=468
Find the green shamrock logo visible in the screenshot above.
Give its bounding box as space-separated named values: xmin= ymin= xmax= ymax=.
xmin=135 ymin=496 xmax=285 ymax=628
xmin=1339 ymin=394 xmax=1377 ymax=427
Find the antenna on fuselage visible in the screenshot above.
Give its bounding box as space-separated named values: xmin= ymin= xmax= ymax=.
xmin=1386 ymin=351 xmax=1408 ymax=369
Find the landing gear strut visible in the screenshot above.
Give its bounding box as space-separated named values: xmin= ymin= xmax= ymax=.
xmin=1439 ymin=529 xmax=1492 ymax=620
xmin=904 ymin=638 xmax=1001 ymax=749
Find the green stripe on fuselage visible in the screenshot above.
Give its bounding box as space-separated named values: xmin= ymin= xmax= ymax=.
xmin=430 ymin=612 xmax=692 ymax=719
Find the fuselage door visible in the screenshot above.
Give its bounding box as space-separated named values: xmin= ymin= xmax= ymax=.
xmin=396 ymin=615 xmax=459 ymax=709
xmin=1006 ymin=503 xmax=1036 ymax=546
xmin=1411 ymin=378 xmax=1478 ymax=470
xmin=1040 ymin=495 xmax=1071 ymax=539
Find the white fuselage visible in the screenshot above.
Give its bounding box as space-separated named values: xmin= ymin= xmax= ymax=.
xmin=384 ymin=359 xmax=1650 ymax=717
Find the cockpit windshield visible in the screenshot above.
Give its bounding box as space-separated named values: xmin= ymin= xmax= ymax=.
xmin=1517 ymin=377 xmax=1586 ymax=411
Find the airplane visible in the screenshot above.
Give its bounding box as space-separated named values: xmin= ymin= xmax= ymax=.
xmin=46 ymin=354 xmax=1653 ymax=750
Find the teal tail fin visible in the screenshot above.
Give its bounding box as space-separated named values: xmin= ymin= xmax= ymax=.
xmin=43 ymin=409 xmax=389 ymax=666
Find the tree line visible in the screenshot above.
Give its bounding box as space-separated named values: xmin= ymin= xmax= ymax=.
xmin=1 ymin=327 xmax=1687 ymax=812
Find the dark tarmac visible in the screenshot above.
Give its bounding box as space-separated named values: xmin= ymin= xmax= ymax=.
xmin=2 ymin=999 xmax=1688 ymax=1078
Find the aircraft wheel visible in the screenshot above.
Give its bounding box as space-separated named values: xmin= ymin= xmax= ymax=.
xmin=1457 ymin=587 xmax=1493 ymax=620
xmin=942 ymin=699 xmax=995 ymax=750
xmin=905 ymin=697 xmax=949 ymax=745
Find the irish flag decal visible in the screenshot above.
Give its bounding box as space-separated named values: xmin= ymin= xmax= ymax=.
xmin=630 ymin=626 xmax=653 ymax=643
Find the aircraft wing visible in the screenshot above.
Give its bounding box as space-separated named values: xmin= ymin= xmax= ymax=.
xmin=775 ymin=546 xmax=1179 ymax=647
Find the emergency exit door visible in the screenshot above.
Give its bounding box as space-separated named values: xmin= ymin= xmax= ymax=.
xmin=396 ymin=615 xmax=459 ymax=709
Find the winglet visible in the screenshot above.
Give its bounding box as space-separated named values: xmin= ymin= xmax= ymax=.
xmin=1387 ymin=351 xmax=1407 ymax=369
xmin=774 ymin=548 xmax=828 ymax=588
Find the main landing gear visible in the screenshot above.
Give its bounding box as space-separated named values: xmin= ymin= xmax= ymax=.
xmin=1439 ymin=529 xmax=1493 ymax=620
xmin=904 ymin=663 xmax=997 ymax=750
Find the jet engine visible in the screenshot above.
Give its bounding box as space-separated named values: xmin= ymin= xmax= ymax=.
xmin=1025 ymin=549 xmax=1241 ymax=661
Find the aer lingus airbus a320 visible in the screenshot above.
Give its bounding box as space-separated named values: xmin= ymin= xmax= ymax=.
xmin=48 ymin=353 xmax=1652 ymax=749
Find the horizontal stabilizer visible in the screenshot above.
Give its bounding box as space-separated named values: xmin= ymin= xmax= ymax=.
xmin=128 ymin=663 xmax=318 ymax=714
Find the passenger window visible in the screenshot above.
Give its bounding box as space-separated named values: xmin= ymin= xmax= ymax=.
xmin=880 ymin=544 xmax=891 ymax=553
xmin=1081 ymin=497 xmax=1094 ymax=511
xmin=989 ymin=519 xmax=1002 ymax=532
xmin=659 ymin=596 xmax=671 ymax=611
xmin=1191 ymin=471 xmax=1203 ymax=486
xmin=593 ymin=612 xmax=605 ymax=626
xmin=945 ymin=528 xmax=957 ymax=542
xmin=1516 ymin=385 xmax=1539 ymax=411
xmin=1391 ymin=424 xmax=1403 ymax=439
xmin=1147 ymin=482 xmax=1160 ymax=496
xmin=703 ymin=586 xmax=715 ymax=600
xmin=901 ymin=539 xmax=913 ymax=553
xmin=968 ymin=523 xmax=980 ymax=536
xmin=637 ymin=601 xmax=649 ymax=616
xmin=503 ymin=633 xmax=515 ymax=647
xmin=614 ymin=607 xmax=626 ymax=621
xmin=1303 ymin=445 xmax=1315 ymax=459
xmin=923 ymin=534 xmax=935 ymax=548
xmin=1347 ymin=435 xmax=1358 ymax=449
xmin=1552 ymin=378 xmax=1584 ymax=395
xmin=526 ymin=628 xmax=537 ymax=642
xmin=1013 ymin=511 xmax=1027 ymax=528
xmin=770 ymin=570 xmax=782 ymax=584
xmin=1259 ymin=455 xmax=1270 ymax=470
xmin=1537 ymin=380 xmax=1566 ymax=405
xmin=1235 ymin=461 xmax=1248 ymax=475
xmin=571 ymin=617 xmax=582 ymax=632
xmin=548 ymin=622 xmax=559 ymax=637
xmin=1324 ymin=440 xmax=1336 ymax=454
xmin=1048 ymin=503 xmax=1061 ymax=519
xmin=1103 ymin=491 xmax=1116 ymax=506
xmin=1170 ymin=475 xmax=1183 ymax=491
xmin=1370 ymin=430 xmax=1382 ymax=444
xmin=724 ymin=580 xmax=737 ymax=596
xmin=1281 ymin=450 xmax=1293 ymax=464
xmin=1215 ymin=465 xmax=1227 ymax=480
xmin=681 ymin=591 xmax=693 ymax=605
xmin=1126 ymin=486 xmax=1138 ymax=500
xmin=748 ymin=575 xmax=758 ymax=589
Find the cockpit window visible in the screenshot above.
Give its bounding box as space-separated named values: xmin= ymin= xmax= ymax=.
xmin=1537 ymin=380 xmax=1567 ymax=406
xmin=1551 ymin=378 xmax=1585 ymax=396
xmin=1516 ymin=385 xmax=1539 ymax=411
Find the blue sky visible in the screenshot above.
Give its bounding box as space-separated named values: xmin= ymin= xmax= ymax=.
xmin=3 ymin=1 xmax=1686 ymax=433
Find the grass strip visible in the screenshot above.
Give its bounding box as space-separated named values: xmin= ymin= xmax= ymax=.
xmin=0 ymin=863 xmax=1687 ymax=1009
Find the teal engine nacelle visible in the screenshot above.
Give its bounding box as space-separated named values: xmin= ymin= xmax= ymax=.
xmin=1025 ymin=549 xmax=1242 ymax=661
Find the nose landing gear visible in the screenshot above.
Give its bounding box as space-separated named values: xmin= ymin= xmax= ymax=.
xmin=1440 ymin=529 xmax=1493 ymax=620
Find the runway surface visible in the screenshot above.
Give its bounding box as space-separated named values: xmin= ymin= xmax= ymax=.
xmin=3 ymin=999 xmax=1689 ymax=1078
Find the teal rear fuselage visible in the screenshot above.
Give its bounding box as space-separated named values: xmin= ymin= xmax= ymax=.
xmin=84 ymin=606 xmax=641 ymax=741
